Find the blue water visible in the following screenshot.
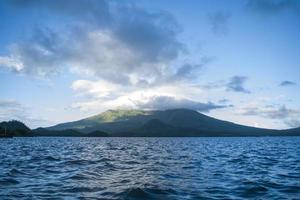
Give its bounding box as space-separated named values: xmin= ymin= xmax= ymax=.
xmin=0 ymin=137 xmax=299 ymax=199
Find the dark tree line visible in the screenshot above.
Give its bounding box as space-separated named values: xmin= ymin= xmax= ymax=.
xmin=0 ymin=120 xmax=31 ymax=136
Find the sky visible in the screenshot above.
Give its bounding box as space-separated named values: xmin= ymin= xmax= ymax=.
xmin=0 ymin=0 xmax=299 ymax=129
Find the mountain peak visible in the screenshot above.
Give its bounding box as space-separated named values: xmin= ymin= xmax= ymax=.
xmin=86 ymin=109 xmax=150 ymax=123
xmin=46 ymin=108 xmax=300 ymax=136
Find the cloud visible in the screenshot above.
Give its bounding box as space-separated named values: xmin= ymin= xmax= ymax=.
xmin=239 ymin=104 xmax=300 ymax=128
xmin=246 ymin=0 xmax=300 ymax=15
xmin=9 ymin=0 xmax=111 ymax=25
xmin=284 ymin=119 xmax=300 ymax=128
xmin=279 ymin=80 xmax=297 ymax=87
xmin=208 ymin=11 xmax=231 ymax=36
xmin=71 ymin=79 xmax=121 ymax=99
xmin=1 ymin=0 xmax=219 ymax=123
xmin=240 ymin=105 xmax=293 ymax=119
xmin=70 ymin=80 xmax=227 ymax=113
xmin=175 ymin=63 xmax=201 ymax=78
xmin=0 ymin=100 xmax=48 ymax=128
xmin=131 ymin=95 xmax=229 ymax=112
xmin=72 ymin=94 xmax=229 ymax=113
xmin=0 ymin=57 xmax=24 ymax=72
xmin=226 ymin=76 xmax=250 ymax=94
xmin=0 ymin=0 xmax=210 ymax=87
xmin=202 ymin=76 xmax=251 ymax=94
xmin=0 ymin=27 xmax=63 ymax=76
xmin=173 ymin=56 xmax=215 ymax=80
xmin=0 ymin=100 xmax=23 ymax=114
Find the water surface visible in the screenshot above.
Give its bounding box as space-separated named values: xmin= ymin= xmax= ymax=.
xmin=0 ymin=137 xmax=299 ymax=199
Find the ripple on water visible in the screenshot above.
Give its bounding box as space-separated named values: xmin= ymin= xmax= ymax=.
xmin=44 ymin=156 xmax=60 ymax=161
xmin=0 ymin=178 xmax=19 ymax=186
xmin=7 ymin=168 xmax=26 ymax=176
xmin=119 ymin=187 xmax=178 ymax=200
xmin=0 ymin=137 xmax=299 ymax=199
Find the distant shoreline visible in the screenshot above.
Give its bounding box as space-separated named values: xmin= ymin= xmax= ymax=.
xmin=4 ymin=135 xmax=300 ymax=138
xmin=1 ymin=109 xmax=300 ymax=137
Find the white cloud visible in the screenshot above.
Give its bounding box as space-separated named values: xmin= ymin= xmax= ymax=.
xmin=70 ymin=80 xmax=228 ymax=113
xmin=131 ymin=95 xmax=228 ymax=111
xmin=0 ymin=56 xmax=24 ymax=72
xmin=72 ymin=79 xmax=120 ymax=99
xmin=71 ymin=79 xmax=203 ymax=101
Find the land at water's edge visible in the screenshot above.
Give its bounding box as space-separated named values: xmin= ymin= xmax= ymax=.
xmin=1 ymin=109 xmax=300 ymax=137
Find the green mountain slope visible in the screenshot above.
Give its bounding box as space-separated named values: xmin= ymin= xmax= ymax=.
xmin=48 ymin=108 xmax=295 ymax=137
xmin=1 ymin=109 xmax=300 ymax=137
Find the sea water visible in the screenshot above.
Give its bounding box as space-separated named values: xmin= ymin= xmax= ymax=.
xmin=0 ymin=137 xmax=299 ymax=199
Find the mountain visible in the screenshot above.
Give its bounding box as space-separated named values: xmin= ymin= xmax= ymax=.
xmin=279 ymin=127 xmax=300 ymax=136
xmin=31 ymin=128 xmax=108 ymax=137
xmin=0 ymin=120 xmax=108 ymax=137
xmin=1 ymin=109 xmax=299 ymax=137
xmin=0 ymin=120 xmax=31 ymax=136
xmin=48 ymin=108 xmax=300 ymax=137
xmin=116 ymin=119 xmax=197 ymax=137
xmin=48 ymin=109 xmax=150 ymax=132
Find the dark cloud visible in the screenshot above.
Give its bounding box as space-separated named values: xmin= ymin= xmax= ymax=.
xmin=3 ymin=27 xmax=64 ymax=76
xmin=112 ymin=6 xmax=182 ymax=64
xmin=279 ymin=80 xmax=297 ymax=87
xmin=173 ymin=56 xmax=215 ymax=80
xmin=246 ymin=0 xmax=300 ymax=15
xmin=202 ymin=76 xmax=251 ymax=94
xmin=131 ymin=95 xmax=230 ymax=112
xmin=226 ymin=76 xmax=251 ymax=94
xmin=1 ymin=0 xmax=200 ymax=86
xmin=208 ymin=11 xmax=231 ymax=36
xmin=175 ymin=63 xmax=197 ymax=78
xmin=9 ymin=0 xmax=111 ymax=26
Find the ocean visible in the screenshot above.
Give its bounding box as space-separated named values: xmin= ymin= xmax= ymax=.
xmin=0 ymin=137 xmax=299 ymax=199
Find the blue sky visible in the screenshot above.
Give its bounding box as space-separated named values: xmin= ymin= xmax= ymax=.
xmin=0 ymin=0 xmax=299 ymax=129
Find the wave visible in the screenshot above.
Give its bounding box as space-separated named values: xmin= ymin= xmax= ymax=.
xmin=0 ymin=178 xmax=19 ymax=186
xmin=118 ymin=187 xmax=177 ymax=200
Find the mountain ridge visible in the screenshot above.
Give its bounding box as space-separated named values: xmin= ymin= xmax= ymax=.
xmin=47 ymin=108 xmax=298 ymax=137
xmin=2 ymin=108 xmax=299 ymax=137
